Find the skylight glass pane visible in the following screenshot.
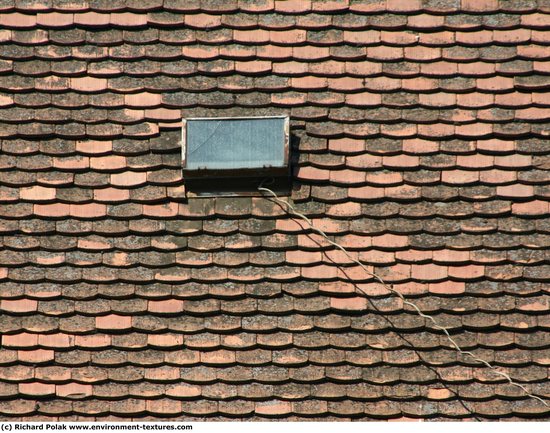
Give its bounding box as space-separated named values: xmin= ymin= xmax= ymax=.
xmin=185 ymin=117 xmax=286 ymax=170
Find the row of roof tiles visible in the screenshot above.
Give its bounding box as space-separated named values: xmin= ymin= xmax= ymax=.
xmin=3 ymin=136 xmax=548 ymax=155
xmin=1 ymin=265 xmax=548 ymax=283
xmin=0 ymin=246 xmax=548 ymax=265
xmin=4 ymin=381 xmax=548 ymax=402
xmin=2 ymin=29 xmax=550 ymax=45
xmin=2 ymin=124 xmax=550 ymax=140
xmin=2 ymin=201 xmax=549 ymax=218
xmin=2 ymin=62 xmax=549 ymax=79
xmin=0 ymin=278 xmax=547 ymax=297
xmin=0 ymin=398 xmax=546 ymax=420
xmin=0 ymin=0 xmax=548 ymax=13
xmin=0 ymin=11 xmax=550 ymax=28
xmin=3 ymin=324 xmax=549 ymax=346
xmin=2 ymin=93 xmax=550 ymax=110
xmin=2 ymin=346 xmax=550 ymax=372
xmin=2 ymin=48 xmax=550 ymax=63
xmin=1 ymin=314 xmax=549 ymax=336
xmin=4 ymin=213 xmax=546 ymax=231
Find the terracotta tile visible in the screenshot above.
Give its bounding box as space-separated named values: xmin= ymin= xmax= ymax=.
xmin=448 ymin=264 xmax=485 ymax=279
xmin=200 ymin=350 xmax=236 ymax=365
xmin=69 ymin=203 xmax=107 ymax=218
xmin=96 ymin=314 xmax=132 ymax=330
xmin=257 ymin=44 xmax=293 ymax=59
xmin=89 ymin=155 xmax=126 ymax=171
xmin=404 ymin=46 xmax=441 ymax=61
xmin=78 ymin=237 xmax=112 ymax=251
xmin=51 ymin=155 xmax=89 ymax=170
xmin=147 ymin=334 xmax=184 ymax=348
xmin=73 ymin=11 xmax=110 ymax=26
xmin=479 ymin=169 xmax=517 ymax=184
xmin=34 ymin=203 xmax=71 ymax=217
xmin=182 ymin=45 xmax=219 ymax=59
xmin=271 ymin=92 xmax=307 ymax=105
xmin=328 ymin=169 xmax=364 ymax=185
xmin=275 ymin=0 xmax=310 ymax=13
xmin=285 ymin=250 xmax=322 ymax=265
xmin=347 ymin=0 xmax=384 ymax=12
xmin=456 ymin=154 xmax=494 ymax=169
xmin=512 ymin=200 xmax=549 ymax=215
xmin=124 ymin=92 xmax=162 ymax=107
xmin=367 ymin=45 xmax=403 ymax=61
xmin=56 ymin=383 xmax=93 ymax=399
xmin=364 ymin=76 xmax=401 ymax=91
xmin=383 ymin=154 xmax=420 ymax=168
xmin=346 ymin=60 xmax=382 ymax=79
xmin=421 ymin=61 xmax=458 ymax=76
xmin=182 ymin=13 xmax=221 ymax=28
xmin=346 ymin=185 xmax=383 ymax=200
xmin=496 ymin=184 xmax=534 ymax=198
xmin=75 ymin=140 xmax=112 ymax=154
xmin=477 ymin=76 xmax=515 ymax=91
xmin=20 ymin=185 xmax=57 ymax=202
xmin=366 ymin=171 xmax=402 ymax=186
xmin=148 ymin=299 xmax=184 ymax=314
xmin=293 ymin=45 xmax=330 ymax=60
xmin=476 ymin=139 xmax=516 ymax=153
xmin=3 ymin=332 xmax=39 ymax=348
xmin=19 ymin=382 xmax=56 ymax=396
xmin=517 ymin=44 xmax=548 ymax=58
xmin=457 ymin=92 xmax=494 ymax=107
xmin=326 ymin=202 xmax=362 ymax=217
xmin=300 ymin=263 xmax=336 ymax=280
xmin=330 ymin=291 xmax=365 ymax=309
xmin=71 ymin=76 xmax=108 ymax=92
xmin=521 ymin=12 xmax=550 ymax=27
xmin=402 ymin=77 xmax=439 ymax=91
xmin=457 ymin=62 xmax=495 ymax=76
xmin=36 ymin=12 xmax=74 ymax=27
xmin=92 ymin=188 xmax=129 ymax=203
xmin=233 ymin=29 xmax=268 ymax=44
xmin=328 ymin=77 xmax=364 ymax=91
xmin=110 ymin=171 xmax=147 ymax=187
xmin=441 ymin=170 xmax=479 ymax=184
xmin=0 ymin=12 xmax=37 ymax=28
xmin=271 ymin=61 xmax=308 ymax=75
xmin=291 ymin=76 xmax=327 ymax=90
xmin=401 ymin=138 xmax=438 ymax=154
xmin=342 ymin=30 xmax=378 ymax=46
xmin=270 ymin=29 xmax=307 ymax=44
xmin=385 ymin=0 xmax=421 ymax=10
xmin=494 ymin=154 xmax=532 ymax=168
xmin=143 ymin=203 xmax=178 ymax=218
xmin=37 ymin=333 xmax=72 ymax=349
xmin=0 ymin=92 xmax=14 ymax=107
xmin=235 ymin=60 xmax=271 ymax=74
xmin=408 ymin=14 xmax=445 ymax=28
xmin=383 ymin=185 xmax=420 ymax=199
xmin=145 ymin=399 xmax=182 ymax=415
xmin=75 ymin=334 xmax=111 ymax=348
xmin=18 ymin=349 xmax=55 ymax=363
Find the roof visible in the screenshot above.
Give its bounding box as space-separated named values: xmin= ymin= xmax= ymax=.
xmin=0 ymin=0 xmax=549 ymax=421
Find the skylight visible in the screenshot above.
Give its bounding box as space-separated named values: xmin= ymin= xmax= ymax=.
xmin=181 ymin=115 xmax=290 ymax=196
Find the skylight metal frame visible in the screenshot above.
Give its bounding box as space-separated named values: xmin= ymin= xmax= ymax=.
xmin=181 ymin=115 xmax=290 ymax=172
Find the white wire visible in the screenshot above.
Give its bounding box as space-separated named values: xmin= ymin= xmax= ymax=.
xmin=258 ymin=186 xmax=549 ymax=408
